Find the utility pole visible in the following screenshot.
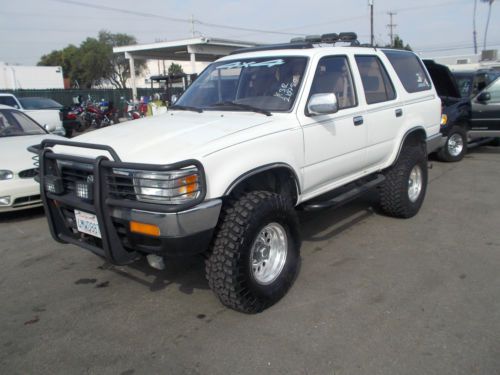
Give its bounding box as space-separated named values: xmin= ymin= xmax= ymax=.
xmin=473 ymin=0 xmax=478 ymax=54
xmin=387 ymin=11 xmax=397 ymax=47
xmin=369 ymin=0 xmax=374 ymax=46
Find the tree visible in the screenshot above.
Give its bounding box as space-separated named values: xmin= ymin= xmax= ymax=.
xmin=168 ymin=62 xmax=184 ymax=75
xmin=38 ymin=45 xmax=81 ymax=84
xmin=385 ymin=35 xmax=412 ymax=51
xmin=97 ymin=31 xmax=146 ymax=89
xmin=37 ymin=31 xmax=146 ymax=89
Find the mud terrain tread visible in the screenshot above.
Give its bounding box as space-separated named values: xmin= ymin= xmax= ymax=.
xmin=206 ymin=191 xmax=299 ymax=313
xmin=379 ymin=145 xmax=427 ymax=218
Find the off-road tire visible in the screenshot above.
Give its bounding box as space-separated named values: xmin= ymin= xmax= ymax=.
xmin=206 ymin=191 xmax=300 ymax=313
xmin=379 ymin=144 xmax=428 ymax=218
xmin=437 ymin=126 xmax=467 ymax=162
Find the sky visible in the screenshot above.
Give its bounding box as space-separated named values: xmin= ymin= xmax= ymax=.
xmin=1 ymin=0 xmax=499 ymax=65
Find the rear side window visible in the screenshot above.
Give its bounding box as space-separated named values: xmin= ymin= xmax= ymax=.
xmin=383 ymin=50 xmax=432 ymax=93
xmin=355 ymin=55 xmax=396 ymax=104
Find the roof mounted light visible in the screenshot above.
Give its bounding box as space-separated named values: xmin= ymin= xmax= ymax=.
xmin=338 ymin=32 xmax=358 ymax=43
xmin=304 ymin=35 xmax=322 ymax=43
xmin=321 ymin=33 xmax=339 ymax=43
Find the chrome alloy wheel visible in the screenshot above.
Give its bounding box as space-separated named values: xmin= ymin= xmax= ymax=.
xmin=250 ymin=223 xmax=288 ymax=285
xmin=447 ymin=133 xmax=464 ymax=157
xmin=408 ymin=165 xmax=423 ymax=203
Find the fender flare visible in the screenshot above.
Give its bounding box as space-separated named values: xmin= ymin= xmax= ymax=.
xmin=224 ymin=162 xmax=301 ymax=198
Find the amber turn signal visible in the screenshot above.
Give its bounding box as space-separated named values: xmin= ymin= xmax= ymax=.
xmin=129 ymin=221 xmax=160 ymax=237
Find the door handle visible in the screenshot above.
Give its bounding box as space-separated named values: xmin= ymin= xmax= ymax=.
xmin=395 ymin=108 xmax=403 ymax=117
xmin=353 ymin=116 xmax=364 ymax=126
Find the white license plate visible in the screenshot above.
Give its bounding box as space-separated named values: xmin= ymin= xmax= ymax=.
xmin=74 ymin=210 xmax=102 ymax=238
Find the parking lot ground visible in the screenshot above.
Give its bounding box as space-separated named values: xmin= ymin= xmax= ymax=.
xmin=1 ymin=147 xmax=499 ymax=375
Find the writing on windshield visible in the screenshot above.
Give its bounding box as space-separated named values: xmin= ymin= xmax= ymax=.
xmin=175 ymin=56 xmax=307 ymax=112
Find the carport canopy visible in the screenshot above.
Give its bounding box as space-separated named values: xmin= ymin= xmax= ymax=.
xmin=113 ymin=37 xmax=259 ymax=99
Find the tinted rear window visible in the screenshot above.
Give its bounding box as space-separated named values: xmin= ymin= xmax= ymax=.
xmin=383 ymin=50 xmax=432 ymax=93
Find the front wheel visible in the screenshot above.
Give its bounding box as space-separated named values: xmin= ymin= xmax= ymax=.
xmin=437 ymin=126 xmax=467 ymax=162
xmin=206 ymin=191 xmax=301 ymax=313
xmin=379 ymin=144 xmax=428 ymax=218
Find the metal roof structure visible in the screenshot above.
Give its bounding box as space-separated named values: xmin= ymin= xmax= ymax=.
xmin=113 ymin=37 xmax=259 ymax=99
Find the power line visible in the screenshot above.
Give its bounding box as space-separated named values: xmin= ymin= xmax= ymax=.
xmin=49 ymin=0 xmax=304 ymax=37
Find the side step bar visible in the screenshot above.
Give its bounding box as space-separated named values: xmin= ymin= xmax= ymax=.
xmin=301 ymin=174 xmax=385 ymax=212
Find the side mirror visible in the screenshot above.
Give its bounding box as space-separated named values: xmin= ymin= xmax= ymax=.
xmin=477 ymin=91 xmax=491 ymax=103
xmin=43 ymin=123 xmax=55 ymax=132
xmin=307 ymin=93 xmax=339 ymax=116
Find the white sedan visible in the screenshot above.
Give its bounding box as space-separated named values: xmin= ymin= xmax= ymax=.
xmin=0 ymin=105 xmax=62 ymax=212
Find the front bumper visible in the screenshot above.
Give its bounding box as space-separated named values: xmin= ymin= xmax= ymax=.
xmin=32 ymin=139 xmax=217 ymax=265
xmin=0 ymin=178 xmax=42 ymax=213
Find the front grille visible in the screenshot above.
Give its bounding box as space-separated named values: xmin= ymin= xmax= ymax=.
xmin=19 ymin=168 xmax=38 ymax=179
xmin=106 ymin=170 xmax=137 ymax=201
xmin=13 ymin=194 xmax=41 ymax=207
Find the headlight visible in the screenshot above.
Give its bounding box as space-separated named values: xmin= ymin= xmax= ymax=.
xmin=114 ymin=167 xmax=201 ymax=205
xmin=0 ymin=170 xmax=14 ymax=180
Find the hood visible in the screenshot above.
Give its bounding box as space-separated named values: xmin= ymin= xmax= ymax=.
xmin=60 ymin=111 xmax=275 ymax=163
xmin=0 ymin=134 xmax=62 ymax=174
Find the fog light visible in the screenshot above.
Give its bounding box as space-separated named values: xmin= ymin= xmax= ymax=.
xmin=44 ymin=176 xmax=64 ymax=194
xmin=75 ymin=181 xmax=93 ymax=200
xmin=0 ymin=196 xmax=11 ymax=206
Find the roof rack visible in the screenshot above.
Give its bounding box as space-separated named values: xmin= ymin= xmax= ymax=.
xmin=230 ymin=42 xmax=313 ymax=55
xmin=230 ymin=32 xmax=369 ymax=55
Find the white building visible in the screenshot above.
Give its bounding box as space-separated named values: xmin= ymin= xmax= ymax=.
xmin=113 ymin=37 xmax=258 ymax=99
xmin=0 ymin=62 xmax=65 ymax=90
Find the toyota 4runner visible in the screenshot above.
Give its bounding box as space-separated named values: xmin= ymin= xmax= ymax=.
xmin=31 ymin=33 xmax=442 ymax=313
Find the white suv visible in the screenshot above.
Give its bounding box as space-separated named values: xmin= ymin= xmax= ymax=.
xmin=32 ymin=34 xmax=442 ymax=313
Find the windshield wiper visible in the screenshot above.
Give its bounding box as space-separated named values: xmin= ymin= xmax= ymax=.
xmin=209 ymin=101 xmax=272 ymax=116
xmin=169 ymin=104 xmax=203 ymax=113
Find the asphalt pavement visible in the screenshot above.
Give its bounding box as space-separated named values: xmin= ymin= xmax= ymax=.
xmin=1 ymin=146 xmax=499 ymax=375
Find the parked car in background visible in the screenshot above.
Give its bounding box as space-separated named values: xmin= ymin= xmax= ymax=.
xmin=424 ymin=60 xmax=471 ymax=162
xmin=470 ymin=77 xmax=500 ymax=140
xmin=0 ymin=93 xmax=65 ymax=136
xmin=453 ymin=69 xmax=500 ymax=98
xmin=0 ymin=105 xmax=62 ymax=212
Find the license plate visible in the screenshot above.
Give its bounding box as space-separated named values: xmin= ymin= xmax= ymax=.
xmin=74 ymin=210 xmax=102 ymax=238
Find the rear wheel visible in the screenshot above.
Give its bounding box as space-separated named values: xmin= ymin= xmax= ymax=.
xmin=206 ymin=191 xmax=300 ymax=313
xmin=379 ymin=144 xmax=428 ymax=218
xmin=437 ymin=126 xmax=467 ymax=162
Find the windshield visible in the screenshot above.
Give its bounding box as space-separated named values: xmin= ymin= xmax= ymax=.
xmin=175 ymin=56 xmax=308 ymax=112
xmin=19 ymin=97 xmax=62 ymax=110
xmin=0 ymin=109 xmax=47 ymax=137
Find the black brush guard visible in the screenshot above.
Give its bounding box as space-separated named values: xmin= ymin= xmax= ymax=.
xmin=30 ymin=139 xmax=206 ymax=265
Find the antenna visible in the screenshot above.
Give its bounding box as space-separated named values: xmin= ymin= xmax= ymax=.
xmin=369 ymin=0 xmax=374 ymax=46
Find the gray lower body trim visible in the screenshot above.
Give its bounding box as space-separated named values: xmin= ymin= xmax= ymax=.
xmin=427 ymin=133 xmax=446 ymax=154
xmin=469 ymin=130 xmax=500 ymax=138
xmin=110 ymin=199 xmax=222 ymax=237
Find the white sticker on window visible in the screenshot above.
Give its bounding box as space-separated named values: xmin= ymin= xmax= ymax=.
xmin=216 ymin=59 xmax=285 ymax=70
